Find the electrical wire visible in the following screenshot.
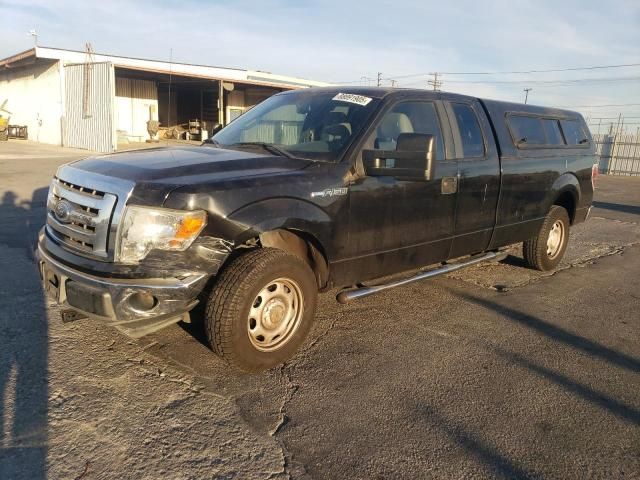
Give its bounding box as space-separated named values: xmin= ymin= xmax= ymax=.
xmin=378 ymin=62 xmax=640 ymax=81
xmin=434 ymin=76 xmax=640 ymax=85
xmin=559 ymin=103 xmax=640 ymax=108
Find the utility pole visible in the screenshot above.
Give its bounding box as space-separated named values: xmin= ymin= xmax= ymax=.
xmin=427 ymin=72 xmax=442 ymax=91
xmin=390 ymin=79 xmax=398 ymax=88
xmin=523 ymin=88 xmax=532 ymax=104
xmin=377 ymin=72 xmax=382 ymax=87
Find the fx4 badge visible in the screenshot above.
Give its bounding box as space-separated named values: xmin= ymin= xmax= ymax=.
xmin=311 ymin=187 xmax=348 ymax=199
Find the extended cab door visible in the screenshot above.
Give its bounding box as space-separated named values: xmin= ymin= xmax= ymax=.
xmin=442 ymin=98 xmax=501 ymax=257
xmin=337 ymin=96 xmax=459 ymax=283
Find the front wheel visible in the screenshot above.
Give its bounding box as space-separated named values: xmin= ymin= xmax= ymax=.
xmin=523 ymin=205 xmax=570 ymax=271
xmin=204 ymin=248 xmax=318 ymax=372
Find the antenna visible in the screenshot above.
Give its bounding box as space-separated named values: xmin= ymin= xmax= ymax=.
xmin=28 ymin=29 xmax=38 ymax=47
xmin=167 ymin=48 xmax=173 ymax=144
xmin=82 ymin=42 xmax=94 ymax=118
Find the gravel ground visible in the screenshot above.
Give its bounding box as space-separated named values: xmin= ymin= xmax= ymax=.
xmin=1 ymin=141 xmax=639 ymax=479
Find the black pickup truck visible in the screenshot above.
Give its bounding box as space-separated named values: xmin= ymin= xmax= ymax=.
xmin=37 ymin=87 xmax=597 ymax=371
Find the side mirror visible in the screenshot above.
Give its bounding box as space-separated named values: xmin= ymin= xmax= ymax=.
xmin=362 ymin=133 xmax=436 ymax=181
xmin=210 ymin=123 xmax=223 ymax=135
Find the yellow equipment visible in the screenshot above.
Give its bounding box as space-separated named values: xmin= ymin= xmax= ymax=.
xmin=0 ymin=116 xmax=8 ymax=141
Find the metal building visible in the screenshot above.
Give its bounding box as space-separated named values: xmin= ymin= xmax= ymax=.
xmin=0 ymin=47 xmax=329 ymax=153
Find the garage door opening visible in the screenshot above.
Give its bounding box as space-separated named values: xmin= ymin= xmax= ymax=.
xmin=114 ymin=67 xmax=283 ymax=149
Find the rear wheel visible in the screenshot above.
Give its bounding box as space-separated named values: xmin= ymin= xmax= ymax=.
xmin=523 ymin=205 xmax=570 ymax=271
xmin=204 ymin=248 xmax=318 ymax=372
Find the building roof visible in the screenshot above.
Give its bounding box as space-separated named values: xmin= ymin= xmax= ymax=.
xmin=0 ymin=46 xmax=330 ymax=89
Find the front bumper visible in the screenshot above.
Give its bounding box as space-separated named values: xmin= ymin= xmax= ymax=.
xmin=36 ymin=243 xmax=210 ymax=338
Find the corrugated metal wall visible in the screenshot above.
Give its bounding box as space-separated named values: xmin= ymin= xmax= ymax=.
xmin=241 ymin=121 xmax=301 ymax=144
xmin=594 ymin=133 xmax=640 ymax=176
xmin=63 ymin=62 xmax=115 ymax=153
xmin=115 ymin=77 xmax=158 ymax=141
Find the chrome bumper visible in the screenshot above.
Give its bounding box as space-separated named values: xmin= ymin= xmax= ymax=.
xmin=36 ymin=244 xmax=209 ymax=338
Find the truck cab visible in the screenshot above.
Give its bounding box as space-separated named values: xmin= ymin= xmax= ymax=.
xmin=38 ymin=87 xmax=597 ymax=371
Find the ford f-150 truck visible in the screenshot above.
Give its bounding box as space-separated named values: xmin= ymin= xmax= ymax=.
xmin=37 ymin=87 xmax=597 ymax=371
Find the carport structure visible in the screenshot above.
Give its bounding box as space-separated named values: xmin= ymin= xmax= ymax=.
xmin=0 ymin=47 xmax=329 ymax=153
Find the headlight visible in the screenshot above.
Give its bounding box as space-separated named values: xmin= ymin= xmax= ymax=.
xmin=116 ymin=206 xmax=207 ymax=264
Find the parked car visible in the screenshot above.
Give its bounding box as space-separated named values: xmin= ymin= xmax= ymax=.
xmin=37 ymin=87 xmax=598 ymax=371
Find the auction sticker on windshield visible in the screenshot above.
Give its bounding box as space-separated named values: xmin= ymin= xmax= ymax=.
xmin=333 ymin=93 xmax=372 ymax=106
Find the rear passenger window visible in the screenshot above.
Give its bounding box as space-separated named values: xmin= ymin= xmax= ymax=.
xmin=451 ymin=103 xmax=485 ymax=157
xmin=542 ymin=119 xmax=565 ymax=145
xmin=560 ymin=119 xmax=589 ymax=145
xmin=508 ymin=115 xmax=546 ymax=145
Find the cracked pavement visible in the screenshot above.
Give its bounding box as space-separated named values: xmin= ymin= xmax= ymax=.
xmin=1 ymin=142 xmax=639 ymax=479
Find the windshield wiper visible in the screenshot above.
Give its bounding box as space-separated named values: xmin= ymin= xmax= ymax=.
xmin=228 ymin=142 xmax=294 ymax=158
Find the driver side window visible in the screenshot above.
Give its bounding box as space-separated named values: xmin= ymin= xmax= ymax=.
xmin=373 ymin=101 xmax=445 ymax=160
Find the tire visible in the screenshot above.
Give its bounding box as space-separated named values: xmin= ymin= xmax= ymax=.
xmin=523 ymin=205 xmax=570 ymax=271
xmin=204 ymin=248 xmax=318 ymax=372
xmin=0 ymin=130 xmax=8 ymax=141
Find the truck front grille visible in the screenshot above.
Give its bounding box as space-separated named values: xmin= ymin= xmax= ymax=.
xmin=46 ymin=176 xmax=118 ymax=259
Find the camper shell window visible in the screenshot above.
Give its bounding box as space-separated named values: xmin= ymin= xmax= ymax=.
xmin=560 ymin=119 xmax=590 ymax=146
xmin=508 ymin=115 xmax=546 ymax=146
xmin=507 ymin=113 xmax=589 ymax=149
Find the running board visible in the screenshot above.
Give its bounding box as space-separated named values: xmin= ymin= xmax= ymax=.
xmin=336 ymin=251 xmax=506 ymax=304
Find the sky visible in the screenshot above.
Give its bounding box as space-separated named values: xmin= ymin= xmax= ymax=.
xmin=1 ymin=0 xmax=639 ymax=132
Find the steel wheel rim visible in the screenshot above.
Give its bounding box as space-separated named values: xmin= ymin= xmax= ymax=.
xmin=248 ymin=277 xmax=304 ymax=352
xmin=546 ymin=220 xmax=565 ymax=259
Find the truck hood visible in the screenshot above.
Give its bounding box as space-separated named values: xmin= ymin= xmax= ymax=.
xmin=70 ymin=146 xmax=313 ymax=185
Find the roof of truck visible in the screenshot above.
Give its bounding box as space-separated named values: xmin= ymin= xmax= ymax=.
xmin=287 ymin=86 xmax=582 ymax=118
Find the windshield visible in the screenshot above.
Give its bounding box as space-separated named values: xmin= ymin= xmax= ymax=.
xmin=212 ymin=90 xmax=381 ymax=162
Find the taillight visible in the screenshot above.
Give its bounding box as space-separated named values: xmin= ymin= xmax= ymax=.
xmin=591 ymin=163 xmax=599 ymax=190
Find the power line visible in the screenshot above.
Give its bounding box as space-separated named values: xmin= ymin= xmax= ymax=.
xmin=402 ymin=75 xmax=640 ymax=86
xmin=380 ymin=61 xmax=640 ymax=81
xmin=451 ymin=75 xmax=640 ymax=85
xmin=590 ymin=116 xmax=640 ymax=119
xmin=559 ymin=103 xmax=640 ymax=108
xmin=589 ymin=122 xmax=640 ymax=125
xmin=336 ymin=60 xmax=640 ymax=85
xmin=361 ymin=76 xmax=373 ymax=86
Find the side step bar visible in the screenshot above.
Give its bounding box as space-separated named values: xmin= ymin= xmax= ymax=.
xmin=336 ymin=251 xmax=506 ymax=304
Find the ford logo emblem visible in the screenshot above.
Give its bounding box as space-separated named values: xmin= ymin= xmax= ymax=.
xmin=54 ymin=199 xmax=73 ymax=223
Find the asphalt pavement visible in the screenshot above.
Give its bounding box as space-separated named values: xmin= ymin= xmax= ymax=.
xmin=1 ymin=141 xmax=638 ymax=479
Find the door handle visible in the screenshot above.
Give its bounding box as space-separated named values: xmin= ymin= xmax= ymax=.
xmin=441 ymin=176 xmax=458 ymax=194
